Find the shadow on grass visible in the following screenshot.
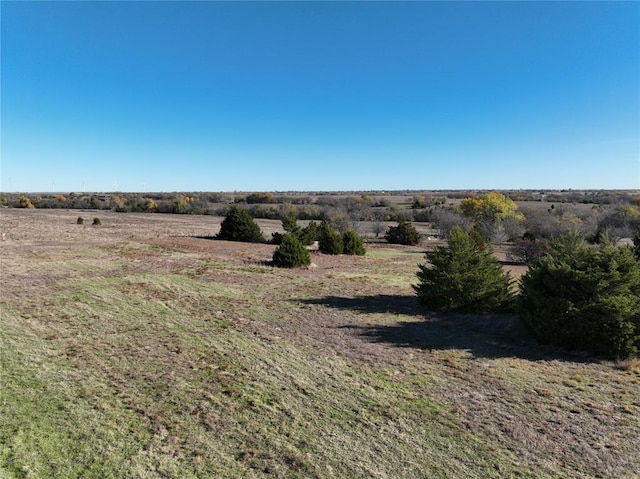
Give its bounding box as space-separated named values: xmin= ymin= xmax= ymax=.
xmin=299 ymin=294 xmax=424 ymax=317
xmin=296 ymin=295 xmax=591 ymax=362
xmin=191 ymin=235 xmax=271 ymax=245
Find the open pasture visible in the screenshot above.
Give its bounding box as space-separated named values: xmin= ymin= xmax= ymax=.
xmin=1 ymin=208 xmax=638 ymax=478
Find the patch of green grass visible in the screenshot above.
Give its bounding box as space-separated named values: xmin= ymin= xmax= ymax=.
xmin=24 ymin=247 xmax=124 ymax=276
xmin=0 ymin=305 xmax=153 ymax=479
xmin=327 ymin=272 xmax=415 ymax=287
xmin=1 ymin=273 xmax=534 ymax=478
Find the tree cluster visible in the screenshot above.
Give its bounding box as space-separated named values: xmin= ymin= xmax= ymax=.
xmin=271 ymin=213 xmax=319 ymax=246
xmin=415 ymin=227 xmax=640 ymax=358
xmin=318 ymin=222 xmax=366 ymax=256
xmin=270 ymin=215 xmax=365 ymax=268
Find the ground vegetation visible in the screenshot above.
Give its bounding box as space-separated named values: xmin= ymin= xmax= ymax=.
xmin=0 ymin=208 xmax=638 ymax=478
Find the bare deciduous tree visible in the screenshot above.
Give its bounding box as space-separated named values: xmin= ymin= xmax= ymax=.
xmin=430 ymin=207 xmax=471 ymax=239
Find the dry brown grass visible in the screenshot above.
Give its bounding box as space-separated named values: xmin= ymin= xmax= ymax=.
xmin=1 ymin=208 xmax=639 ymax=478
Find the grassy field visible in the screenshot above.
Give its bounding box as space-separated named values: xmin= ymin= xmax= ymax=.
xmin=1 ymin=209 xmax=639 ymax=478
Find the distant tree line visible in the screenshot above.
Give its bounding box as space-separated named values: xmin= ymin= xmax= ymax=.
xmin=428 ymin=192 xmax=640 ymax=247
xmin=2 ymin=190 xmax=638 ymax=245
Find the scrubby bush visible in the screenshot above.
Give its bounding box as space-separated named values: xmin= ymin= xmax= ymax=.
xmin=595 ymin=205 xmax=640 ymax=244
xmin=144 ymin=199 xmax=158 ymax=212
xmin=216 ymin=206 xmax=264 ymax=242
xmin=272 ymin=234 xmax=311 ymax=268
xmin=92 ymin=217 xmax=101 ymax=225
xmin=342 ymin=231 xmax=366 ymax=256
xmin=245 ymin=192 xmax=274 ymax=204
xmin=17 ymin=196 xmax=34 ymax=209
xmin=318 ymin=221 xmax=343 ymax=255
xmin=77 ymin=216 xmax=84 ymax=225
xmin=385 ymin=220 xmax=421 ymax=245
xmin=414 ymin=226 xmax=515 ymax=313
xmin=411 ymin=195 xmax=427 ymax=209
xmin=519 ymin=232 xmax=640 ymax=358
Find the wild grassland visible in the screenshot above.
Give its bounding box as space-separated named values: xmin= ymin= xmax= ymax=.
xmin=1 ymin=209 xmax=639 ymax=478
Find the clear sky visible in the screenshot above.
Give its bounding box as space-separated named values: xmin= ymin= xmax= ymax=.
xmin=1 ymin=1 xmax=639 ymax=193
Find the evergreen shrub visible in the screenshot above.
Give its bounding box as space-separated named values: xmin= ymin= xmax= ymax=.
xmin=385 ymin=221 xmax=421 ymax=245
xmin=414 ymin=226 xmax=514 ymax=313
xmin=272 ymin=217 xmax=319 ymax=246
xmin=319 ymin=222 xmax=343 ymax=255
xmin=342 ymin=231 xmax=366 ymax=256
xmin=216 ymin=206 xmax=264 ymax=242
xmin=519 ymin=233 xmax=640 ymax=358
xmin=299 ymin=221 xmax=320 ymax=246
xmin=272 ymin=234 xmax=311 ymax=268
xmin=271 ymin=232 xmax=285 ymax=245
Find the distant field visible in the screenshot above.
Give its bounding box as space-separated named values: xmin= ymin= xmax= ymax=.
xmin=1 ymin=209 xmax=639 ymax=478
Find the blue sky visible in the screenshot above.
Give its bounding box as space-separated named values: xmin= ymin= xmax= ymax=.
xmin=2 ymin=1 xmax=638 ymax=192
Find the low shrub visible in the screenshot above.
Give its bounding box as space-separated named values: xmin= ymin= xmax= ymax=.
xmin=342 ymin=231 xmax=366 ymax=256
xmin=385 ymin=220 xmax=421 ymax=245
xmin=18 ymin=196 xmax=34 ymax=209
xmin=273 ymin=234 xmax=311 ymax=268
xmin=216 ymin=205 xmax=264 ymax=242
xmin=318 ymin=221 xmax=343 ymax=255
xmin=77 ymin=217 xmax=84 ymax=225
xmin=92 ymin=217 xmax=101 ymax=225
